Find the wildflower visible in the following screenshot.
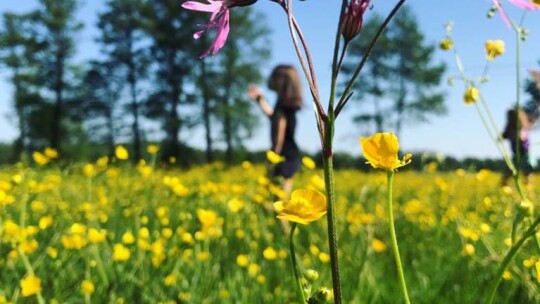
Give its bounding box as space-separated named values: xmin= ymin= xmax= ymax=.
xmin=360 ymin=133 xmax=412 ymax=171
xmin=266 ymin=150 xmax=285 ymax=164
xmin=304 ymin=269 xmax=320 ymax=282
xmin=236 ymin=254 xmax=249 ymax=267
xmin=20 ymin=275 xmax=41 ymax=297
xmin=491 ymin=0 xmax=539 ymax=27
xmin=112 ymin=244 xmax=131 ymax=261
xmin=463 ymin=243 xmax=475 ymax=256
xmin=502 ymin=271 xmax=512 ymax=280
xmin=115 ymin=145 xmax=129 ymax=160
xmin=81 ymin=280 xmax=95 ymax=295
xmin=273 ymin=189 xmax=327 ymax=225
xmin=341 ymin=0 xmax=370 ymax=42
xmin=164 ymin=274 xmax=177 ymax=286
xmin=182 ymin=0 xmax=257 ymax=58
xmin=32 ymin=152 xmax=49 ymax=166
xmin=88 ymin=228 xmax=107 ymax=243
xmin=485 ymin=40 xmax=505 ymax=60
xmin=371 ymin=238 xmax=387 ymax=252
xmin=147 ymin=144 xmax=159 ymax=154
xmin=439 ymin=37 xmax=453 ymax=50
xmin=44 ymin=147 xmax=58 ymax=159
xmin=463 ymin=86 xmax=480 ymax=104
xmin=319 ymin=252 xmax=331 ymax=263
xmin=262 ymin=247 xmax=278 ymax=260
xmin=302 ymin=156 xmax=316 ymax=169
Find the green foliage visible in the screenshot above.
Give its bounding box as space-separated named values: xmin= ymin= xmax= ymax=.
xmin=342 ymin=6 xmax=447 ymax=138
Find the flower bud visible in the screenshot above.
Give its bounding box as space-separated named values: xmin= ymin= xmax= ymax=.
xmin=308 ymin=287 xmax=334 ymax=304
xmin=304 ymin=269 xmax=320 ymax=282
xmin=341 ymin=0 xmax=370 ymax=42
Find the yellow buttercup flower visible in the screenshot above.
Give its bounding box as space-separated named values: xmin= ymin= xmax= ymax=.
xmin=32 ymin=152 xmax=49 ymax=166
xmin=115 ymin=145 xmax=129 ymax=160
xmin=371 ymin=238 xmax=387 ymax=252
xmin=112 ymin=244 xmax=131 ymax=261
xmin=273 ymin=189 xmax=327 ymax=225
xmin=266 ymin=150 xmax=285 ymax=164
xmin=44 ymin=147 xmax=58 ymax=159
xmin=147 ymin=144 xmax=159 ymax=154
xmin=20 ymin=275 xmax=41 ymax=297
xmin=302 ymin=156 xmax=316 ymax=169
xmin=485 ymin=39 xmax=504 ymax=60
xmin=463 ymin=86 xmax=479 ymax=104
xmin=360 ymin=133 xmax=412 ymax=171
xmin=81 ymin=280 xmax=95 ymax=295
xmin=439 ymin=37 xmax=453 ymax=50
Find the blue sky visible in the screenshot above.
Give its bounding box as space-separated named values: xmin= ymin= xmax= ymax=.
xmin=1 ymin=0 xmax=540 ymax=159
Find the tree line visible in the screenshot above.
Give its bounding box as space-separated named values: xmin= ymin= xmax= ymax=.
xmin=0 ymin=0 xmax=270 ymax=165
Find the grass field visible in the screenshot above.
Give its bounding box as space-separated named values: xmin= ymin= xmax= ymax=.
xmin=0 ymin=156 xmax=539 ymax=303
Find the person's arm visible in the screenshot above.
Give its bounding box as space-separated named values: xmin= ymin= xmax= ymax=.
xmin=273 ymin=114 xmax=287 ymax=155
xmin=248 ymin=85 xmax=273 ymax=117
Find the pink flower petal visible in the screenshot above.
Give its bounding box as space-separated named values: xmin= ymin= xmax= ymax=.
xmin=181 ymin=0 xmax=222 ymax=12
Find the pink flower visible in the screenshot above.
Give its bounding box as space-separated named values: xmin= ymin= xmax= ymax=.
xmin=492 ymin=0 xmax=539 ymax=28
xmin=341 ymin=0 xmax=370 ymax=42
xmin=182 ymin=0 xmax=256 ymax=58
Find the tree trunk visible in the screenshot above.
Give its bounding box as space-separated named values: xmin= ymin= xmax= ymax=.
xmin=200 ymin=61 xmax=214 ymax=163
xmin=51 ymin=49 xmax=64 ymax=151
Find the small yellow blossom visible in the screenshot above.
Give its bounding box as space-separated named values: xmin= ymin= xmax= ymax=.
xmin=463 ymin=243 xmax=475 ymax=256
xmin=266 ymin=150 xmax=285 ymax=164
xmin=274 ymin=189 xmax=327 ymax=225
xmin=371 ymin=238 xmax=387 ymax=253
xmin=319 ymin=252 xmax=330 ymax=263
xmin=439 ymin=37 xmax=453 ymax=50
xmin=32 ymin=152 xmax=49 ymax=166
xmin=115 ymin=145 xmax=129 ymax=160
xmin=236 ymin=254 xmax=249 ymax=267
xmin=122 ymin=232 xmax=135 ymax=244
xmin=88 ymin=228 xmax=107 ymax=243
xmin=164 ymin=274 xmax=176 ymax=286
xmin=302 ymin=156 xmax=316 ymax=169
xmin=44 ymin=147 xmax=58 ymax=159
xmin=360 ymin=132 xmax=412 ymax=171
xmin=262 ymin=247 xmax=278 ymax=260
xmin=112 ymin=244 xmax=131 ymax=261
xmin=20 ymin=275 xmax=41 ymax=297
xmin=147 ymin=144 xmax=159 ymax=154
xmin=485 ymin=39 xmax=505 ymax=60
xmin=38 ymin=216 xmax=53 ymax=230
xmin=81 ymin=280 xmax=95 ymax=295
xmin=463 ymin=86 xmax=479 ymax=104
xmin=502 ymin=271 xmax=512 ymax=281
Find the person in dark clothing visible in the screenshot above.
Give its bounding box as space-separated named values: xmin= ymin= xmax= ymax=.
xmin=248 ymin=64 xmax=303 ymax=196
xmin=501 ymin=104 xmax=538 ymax=186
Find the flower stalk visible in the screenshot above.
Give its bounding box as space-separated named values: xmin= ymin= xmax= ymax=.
xmin=386 ymin=170 xmax=411 ymax=304
xmin=289 ymin=223 xmax=307 ymax=303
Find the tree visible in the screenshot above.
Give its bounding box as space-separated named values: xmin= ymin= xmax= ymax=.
xmin=342 ymin=6 xmax=446 ymax=138
xmin=525 ymin=65 xmax=540 ymax=106
xmin=140 ymin=0 xmax=200 ymax=164
xmin=97 ymin=0 xmax=149 ymax=161
xmin=212 ymin=8 xmax=271 ymax=163
xmin=35 ymin=0 xmax=83 ymax=151
xmin=80 ymin=60 xmax=123 ymax=157
xmin=0 ymin=12 xmax=43 ymax=158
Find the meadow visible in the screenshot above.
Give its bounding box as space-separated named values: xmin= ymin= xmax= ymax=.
xmin=0 ymin=153 xmax=539 ymax=304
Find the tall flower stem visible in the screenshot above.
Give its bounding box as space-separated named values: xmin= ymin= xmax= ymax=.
xmin=386 ymin=170 xmax=411 ymax=304
xmin=485 ymin=215 xmax=540 ymax=304
xmin=289 ymin=223 xmax=306 ymax=303
xmin=322 ymin=147 xmax=342 ymax=303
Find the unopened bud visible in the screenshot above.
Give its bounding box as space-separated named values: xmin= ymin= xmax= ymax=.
xmin=518 ymin=199 xmax=534 ymax=216
xmin=304 ymin=269 xmax=320 ymax=282
xmin=341 ymin=0 xmax=370 ymax=42
xmin=307 ymin=287 xmax=333 ymax=304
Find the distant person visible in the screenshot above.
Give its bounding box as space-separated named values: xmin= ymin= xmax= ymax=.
xmin=248 ymin=65 xmax=303 ymax=197
xmin=501 ymin=104 xmax=538 ymax=186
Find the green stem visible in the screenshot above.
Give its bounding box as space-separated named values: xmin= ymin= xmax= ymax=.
xmin=485 ymin=215 xmax=540 ymax=304
xmin=387 ymin=171 xmax=411 ymax=304
xmin=322 ymin=152 xmax=342 ymax=303
xmin=17 ymin=248 xmax=46 ymax=304
xmin=289 ymin=223 xmax=306 ymax=303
